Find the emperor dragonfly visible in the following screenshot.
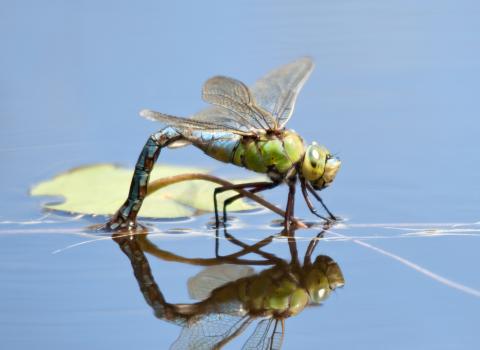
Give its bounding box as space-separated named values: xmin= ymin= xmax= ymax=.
xmin=107 ymin=57 xmax=341 ymax=231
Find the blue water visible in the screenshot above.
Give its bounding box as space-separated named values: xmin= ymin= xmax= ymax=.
xmin=1 ymin=1 xmax=479 ymax=349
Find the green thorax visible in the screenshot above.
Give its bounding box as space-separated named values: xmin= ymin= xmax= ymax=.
xmin=232 ymin=130 xmax=305 ymax=176
xmin=207 ymin=265 xmax=309 ymax=318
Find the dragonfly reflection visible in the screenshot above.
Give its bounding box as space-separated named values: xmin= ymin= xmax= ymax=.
xmin=113 ymin=223 xmax=344 ymax=349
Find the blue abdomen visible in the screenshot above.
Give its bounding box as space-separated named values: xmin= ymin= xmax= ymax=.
xmin=188 ymin=131 xmax=241 ymax=164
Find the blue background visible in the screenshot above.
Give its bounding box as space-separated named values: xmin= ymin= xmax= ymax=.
xmin=1 ymin=1 xmax=479 ymax=349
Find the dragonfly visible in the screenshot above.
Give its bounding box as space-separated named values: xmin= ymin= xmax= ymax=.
xmin=106 ymin=57 xmax=341 ymax=231
xmin=114 ymin=222 xmax=344 ymax=350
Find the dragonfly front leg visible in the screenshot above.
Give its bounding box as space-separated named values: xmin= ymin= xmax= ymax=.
xmin=213 ymin=181 xmax=274 ymax=226
xmin=305 ymin=182 xmax=337 ymax=221
xmin=105 ymin=128 xmax=181 ymax=231
xmin=300 ymin=178 xmax=328 ymax=221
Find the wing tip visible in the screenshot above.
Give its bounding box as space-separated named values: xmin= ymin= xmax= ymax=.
xmin=139 ymin=109 xmax=151 ymax=118
xmin=139 ymin=108 xmax=160 ymax=122
xmin=297 ymin=56 xmax=315 ymax=69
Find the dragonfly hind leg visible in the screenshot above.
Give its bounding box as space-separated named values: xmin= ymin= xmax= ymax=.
xmin=213 ymin=181 xmax=277 ymax=226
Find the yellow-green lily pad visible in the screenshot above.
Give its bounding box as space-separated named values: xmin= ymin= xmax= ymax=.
xmin=31 ymin=164 xmax=262 ymax=219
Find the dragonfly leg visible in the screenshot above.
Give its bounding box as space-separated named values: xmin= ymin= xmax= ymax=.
xmin=218 ymin=228 xmax=284 ymax=263
xmin=105 ymin=128 xmax=182 ymax=231
xmin=284 ymin=180 xmax=296 ymax=232
xmin=300 ymin=178 xmax=328 ymax=221
xmin=222 ymin=182 xmax=279 ymax=223
xmin=304 ymin=221 xmax=334 ymax=266
xmin=306 ymin=182 xmax=338 ymax=221
xmin=213 ymin=181 xmax=274 ymax=226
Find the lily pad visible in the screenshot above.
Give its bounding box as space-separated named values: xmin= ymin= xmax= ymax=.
xmin=31 ymin=164 xmax=262 ymax=219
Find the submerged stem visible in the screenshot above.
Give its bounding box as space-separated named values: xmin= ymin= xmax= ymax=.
xmin=146 ymin=173 xmax=307 ymax=228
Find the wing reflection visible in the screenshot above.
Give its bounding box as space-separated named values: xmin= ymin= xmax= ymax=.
xmin=113 ymin=223 xmax=344 ymax=349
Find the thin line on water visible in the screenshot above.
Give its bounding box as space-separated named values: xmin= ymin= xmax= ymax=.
xmin=0 ymin=228 xmax=89 ymax=235
xmin=52 ymin=233 xmax=124 ymax=254
xmin=338 ymin=221 xmax=480 ymax=228
xmin=0 ymin=214 xmax=85 ymax=226
xmin=51 ymin=231 xmax=176 ymax=254
xmin=326 ymin=229 xmax=480 ymax=299
xmin=2 ymin=225 xmax=480 ymax=239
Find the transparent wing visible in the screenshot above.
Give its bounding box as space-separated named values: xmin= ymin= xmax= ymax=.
xmin=242 ymin=318 xmax=284 ymax=350
xmin=202 ymin=76 xmax=276 ymax=131
xmin=270 ymin=320 xmax=284 ymax=350
xmin=191 ymin=105 xmax=261 ymax=134
xmin=142 ymin=57 xmax=313 ymax=134
xmin=170 ymin=302 xmax=252 ymax=350
xmin=140 ymin=109 xmax=255 ymax=136
xmin=188 ymin=264 xmax=255 ymax=301
xmin=251 ymin=57 xmax=314 ymax=129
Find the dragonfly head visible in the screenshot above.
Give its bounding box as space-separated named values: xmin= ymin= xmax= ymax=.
xmin=301 ymin=143 xmax=341 ymax=190
xmin=305 ymin=256 xmax=345 ymax=304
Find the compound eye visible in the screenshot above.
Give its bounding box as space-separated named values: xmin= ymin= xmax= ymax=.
xmin=302 ymin=145 xmax=327 ymax=181
xmin=309 ymin=148 xmax=320 ymax=168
